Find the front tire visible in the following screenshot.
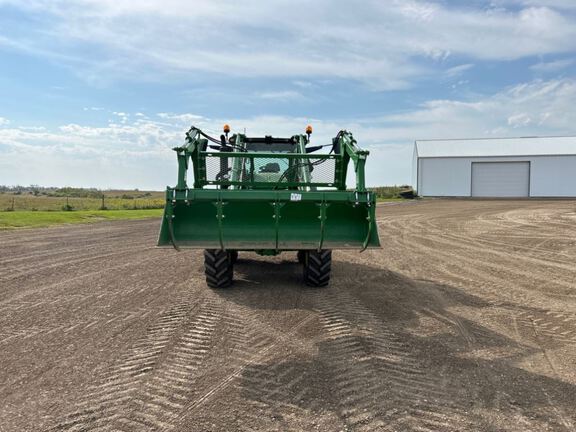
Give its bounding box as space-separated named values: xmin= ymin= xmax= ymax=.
xmin=303 ymin=250 xmax=331 ymax=287
xmin=204 ymin=249 xmax=233 ymax=288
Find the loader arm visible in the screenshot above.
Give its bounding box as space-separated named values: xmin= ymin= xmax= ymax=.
xmin=174 ymin=127 xmax=208 ymax=190
xmin=335 ymin=131 xmax=368 ymax=192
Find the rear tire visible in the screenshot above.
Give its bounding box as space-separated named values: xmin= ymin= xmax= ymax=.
xmin=229 ymin=250 xmax=238 ymax=264
xmin=303 ymin=250 xmax=331 ymax=287
xmin=204 ymin=249 xmax=233 ymax=288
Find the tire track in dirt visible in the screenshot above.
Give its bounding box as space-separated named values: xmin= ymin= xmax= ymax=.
xmin=381 ymin=221 xmax=534 ymax=303
xmin=409 ymin=226 xmax=576 ymax=294
xmin=0 ymin=305 xmax=154 ymax=348
xmin=230 ymin=323 xmax=319 ymax=430
xmin=384 ymin=215 xmax=576 ymax=281
xmin=516 ymin=310 xmax=576 ymax=346
xmin=379 ymin=207 xmax=576 ymax=348
xmin=50 ymin=297 xmax=207 ymax=431
xmin=528 ymin=318 xmax=576 ymax=431
xmin=167 ymin=291 xmax=321 ymax=431
xmin=379 ymin=217 xmax=576 ymax=350
xmin=112 ymin=300 xmax=223 ymax=431
xmin=182 ymin=313 xmax=316 ymax=413
xmin=0 ymin=251 xmax=167 ymax=308
xmin=0 ymin=238 xmax=147 ymax=267
xmin=47 ymin=279 xmax=319 ymax=432
xmin=0 ymin=244 xmax=157 ymax=282
xmin=412 ymin=215 xmax=576 ymax=264
xmin=381 ymin=218 xmax=571 ymax=306
xmin=311 ymin=285 xmax=472 ymax=432
xmin=418 ymin=211 xmax=576 ymax=262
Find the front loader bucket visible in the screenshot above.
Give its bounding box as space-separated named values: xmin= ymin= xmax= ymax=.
xmin=157 ymin=190 xmax=380 ymax=251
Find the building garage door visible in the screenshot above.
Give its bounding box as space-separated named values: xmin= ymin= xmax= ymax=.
xmin=471 ymin=162 xmax=530 ymax=197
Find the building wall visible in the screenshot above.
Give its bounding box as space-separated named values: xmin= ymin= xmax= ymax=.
xmin=411 ymin=145 xmax=418 ymax=193
xmin=418 ymin=155 xmax=576 ymax=197
xmin=419 ymin=157 xmax=472 ymax=196
xmin=530 ymin=156 xmax=576 ymax=197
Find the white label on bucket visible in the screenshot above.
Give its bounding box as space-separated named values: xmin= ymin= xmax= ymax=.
xmin=290 ymin=193 xmax=302 ymax=201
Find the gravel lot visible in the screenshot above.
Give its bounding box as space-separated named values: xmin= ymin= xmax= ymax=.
xmin=1 ymin=199 xmax=576 ymax=431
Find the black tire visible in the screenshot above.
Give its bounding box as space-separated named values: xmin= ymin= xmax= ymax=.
xmin=297 ymin=250 xmax=306 ymax=264
xmin=229 ymin=250 xmax=238 ymax=264
xmin=204 ymin=249 xmax=233 ymax=288
xmin=303 ymin=250 xmax=331 ymax=287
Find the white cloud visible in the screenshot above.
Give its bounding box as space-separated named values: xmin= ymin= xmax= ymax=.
xmin=530 ymin=58 xmax=574 ymax=73
xmin=18 ymin=126 xmax=46 ymax=131
xmin=372 ymin=79 xmax=576 ymax=139
xmin=257 ymin=90 xmax=304 ymax=101
xmin=157 ymin=113 xmax=205 ymax=123
xmin=1 ymin=78 xmax=575 ymax=188
xmin=0 ymin=119 xmax=179 ymax=189
xmin=0 ymin=117 xmax=10 ymax=126
xmin=0 ymin=1 xmax=575 ymax=87
xmin=292 ymin=80 xmax=314 ymax=89
xmin=112 ymin=111 xmax=129 ymax=124
xmin=445 ymin=64 xmax=474 ymax=78
xmin=397 ymin=1 xmax=438 ymax=22
xmin=507 ymin=113 xmax=533 ymax=128
xmin=498 ymin=0 xmax=576 ymax=10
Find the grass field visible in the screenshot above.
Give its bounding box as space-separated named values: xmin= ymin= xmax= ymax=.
xmin=369 ymin=186 xmax=413 ymax=200
xmin=1 ymin=186 xmax=414 ymax=212
xmin=0 ymin=191 xmax=165 ymax=211
xmin=0 ymin=209 xmax=163 ymax=229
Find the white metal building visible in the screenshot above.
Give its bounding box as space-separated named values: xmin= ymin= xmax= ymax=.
xmin=413 ymin=136 xmax=576 ymax=197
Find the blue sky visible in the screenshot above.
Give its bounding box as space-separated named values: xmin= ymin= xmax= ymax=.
xmin=1 ymin=0 xmax=576 ymax=189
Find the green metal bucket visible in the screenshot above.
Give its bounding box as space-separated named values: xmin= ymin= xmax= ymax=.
xmin=157 ymin=190 xmax=380 ymax=251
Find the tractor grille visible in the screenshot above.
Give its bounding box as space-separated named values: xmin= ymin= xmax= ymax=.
xmin=202 ymin=153 xmax=338 ymax=187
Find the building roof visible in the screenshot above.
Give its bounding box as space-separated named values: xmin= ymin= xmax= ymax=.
xmin=415 ymin=136 xmax=576 ymax=158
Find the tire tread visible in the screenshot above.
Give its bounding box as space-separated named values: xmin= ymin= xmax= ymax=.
xmin=303 ymin=250 xmax=331 ymax=287
xmin=204 ymin=249 xmax=233 ymax=288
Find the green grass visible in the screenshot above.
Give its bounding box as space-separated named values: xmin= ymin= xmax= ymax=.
xmin=0 ymin=209 xmax=163 ymax=229
xmin=368 ymin=186 xmax=414 ymax=200
xmin=0 ymin=193 xmax=164 ymax=211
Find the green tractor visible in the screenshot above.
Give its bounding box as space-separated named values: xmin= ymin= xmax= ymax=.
xmin=158 ymin=125 xmax=380 ymax=288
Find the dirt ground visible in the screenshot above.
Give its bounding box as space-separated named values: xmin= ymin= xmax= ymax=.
xmin=1 ymin=199 xmax=576 ymax=431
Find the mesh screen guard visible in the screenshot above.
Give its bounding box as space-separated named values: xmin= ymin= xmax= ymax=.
xmin=201 ymin=152 xmax=339 ymax=187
